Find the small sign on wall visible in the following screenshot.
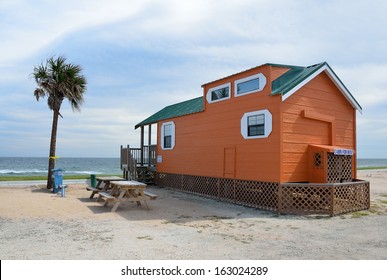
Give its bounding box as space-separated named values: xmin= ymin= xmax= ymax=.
xmin=334 ymin=149 xmax=353 ymax=156
xmin=157 ymin=155 xmax=163 ymax=163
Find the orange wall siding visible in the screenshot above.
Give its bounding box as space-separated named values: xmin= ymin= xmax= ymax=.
xmin=154 ymin=67 xmax=356 ymax=184
xmin=157 ymin=65 xmax=283 ymax=182
xmin=270 ymin=66 xmax=290 ymax=80
xmin=281 ymin=72 xmax=356 ymax=182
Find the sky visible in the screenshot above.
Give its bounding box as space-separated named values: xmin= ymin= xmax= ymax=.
xmin=0 ymin=0 xmax=386 ymax=158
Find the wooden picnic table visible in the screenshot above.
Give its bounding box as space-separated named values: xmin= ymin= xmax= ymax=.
xmin=98 ymin=180 xmax=157 ymax=212
xmin=87 ymin=176 xmax=125 ymax=199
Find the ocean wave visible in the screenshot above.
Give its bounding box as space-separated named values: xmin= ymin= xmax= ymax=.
xmin=71 ymin=171 xmax=103 ymax=175
xmin=0 ymin=169 xmax=104 ymax=175
xmin=0 ymin=169 xmax=47 ymax=174
xmin=0 ymin=157 xmax=121 ymax=176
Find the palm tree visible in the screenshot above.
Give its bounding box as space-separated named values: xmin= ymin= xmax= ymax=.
xmin=32 ymin=55 xmax=87 ymax=189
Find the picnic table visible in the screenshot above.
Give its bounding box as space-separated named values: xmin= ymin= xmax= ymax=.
xmin=98 ymin=180 xmax=158 ymax=212
xmin=86 ymin=176 xmax=125 ymax=199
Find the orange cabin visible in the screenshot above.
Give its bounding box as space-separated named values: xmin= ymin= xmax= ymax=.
xmin=134 ymin=62 xmax=362 ymax=184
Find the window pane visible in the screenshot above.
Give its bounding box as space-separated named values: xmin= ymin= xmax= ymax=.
xmin=247 ymin=114 xmax=265 ymax=136
xmin=164 ymin=135 xmax=172 ymax=148
xmin=248 ymin=115 xmax=264 ymax=125
xmin=164 ymin=124 xmax=171 ymax=136
xmin=248 ymin=124 xmax=264 ymax=136
xmin=237 ymin=78 xmax=259 ymax=95
xmin=211 ymin=86 xmax=229 ymax=101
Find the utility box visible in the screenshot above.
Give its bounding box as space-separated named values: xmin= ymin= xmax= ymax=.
xmin=52 ymin=168 xmax=64 ymax=193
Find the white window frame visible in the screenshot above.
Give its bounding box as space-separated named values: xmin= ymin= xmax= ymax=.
xmin=206 ymin=82 xmax=231 ymax=104
xmin=241 ymin=109 xmax=272 ymax=139
xmin=161 ymin=121 xmax=175 ymax=150
xmin=234 ymin=73 xmax=267 ymax=97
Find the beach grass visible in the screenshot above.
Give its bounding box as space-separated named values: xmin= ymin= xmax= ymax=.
xmin=0 ymin=174 xmax=121 ymax=181
xmin=357 ymin=166 xmax=387 ymax=170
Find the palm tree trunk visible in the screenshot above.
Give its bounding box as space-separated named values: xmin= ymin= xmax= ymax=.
xmin=47 ymin=110 xmax=60 ymax=189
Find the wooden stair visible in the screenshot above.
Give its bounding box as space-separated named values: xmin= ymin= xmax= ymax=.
xmin=136 ymin=166 xmax=156 ymax=184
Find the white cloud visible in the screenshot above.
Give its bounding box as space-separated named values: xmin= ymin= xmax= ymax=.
xmin=0 ymin=0 xmax=145 ymax=63
xmin=1 ymin=0 xmax=387 ymax=157
xmin=335 ymin=64 xmax=387 ymax=109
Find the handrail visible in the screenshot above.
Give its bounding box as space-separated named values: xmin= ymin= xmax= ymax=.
xmin=120 ymin=145 xmax=156 ymax=168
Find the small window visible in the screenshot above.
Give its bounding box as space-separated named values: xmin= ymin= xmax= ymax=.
xmin=161 ymin=121 xmax=175 ymax=150
xmin=248 ymin=114 xmax=265 ymax=136
xmin=238 ymin=78 xmax=259 ymax=95
xmin=234 ymin=73 xmax=267 ymax=97
xmin=313 ymin=152 xmax=323 ymax=169
xmin=163 ymin=124 xmax=172 ymax=148
xmin=241 ymin=109 xmax=272 ymax=139
xmin=206 ymin=83 xmax=231 ymax=103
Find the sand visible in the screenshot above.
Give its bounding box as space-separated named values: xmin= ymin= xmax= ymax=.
xmin=0 ymin=169 xmax=386 ymax=260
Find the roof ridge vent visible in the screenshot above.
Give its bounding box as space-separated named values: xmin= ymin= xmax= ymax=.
xmin=307 ymin=62 xmax=325 ymax=68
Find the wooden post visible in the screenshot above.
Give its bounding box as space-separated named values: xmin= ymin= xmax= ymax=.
xmin=140 ymin=126 xmax=144 ymax=166
xmin=126 ymin=145 xmax=130 ymax=180
xmin=120 ymin=145 xmax=123 ymax=170
xmin=330 ymin=184 xmax=334 ymax=216
xmin=277 ymin=184 xmax=282 ymax=215
xmin=148 ymin=124 xmax=152 ymax=166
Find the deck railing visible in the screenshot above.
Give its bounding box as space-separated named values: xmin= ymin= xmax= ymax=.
xmin=120 ymin=145 xmax=156 ymax=168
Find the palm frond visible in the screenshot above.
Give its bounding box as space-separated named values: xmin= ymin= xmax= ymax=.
xmin=31 ymin=55 xmax=87 ymax=114
xmin=34 ymin=88 xmax=45 ymax=101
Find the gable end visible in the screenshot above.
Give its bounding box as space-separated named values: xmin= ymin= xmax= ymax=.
xmin=274 ymin=62 xmax=362 ymax=113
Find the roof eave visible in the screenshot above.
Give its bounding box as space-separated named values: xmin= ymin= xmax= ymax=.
xmin=280 ymin=63 xmax=363 ymax=113
xmin=134 ymin=96 xmax=205 ymax=129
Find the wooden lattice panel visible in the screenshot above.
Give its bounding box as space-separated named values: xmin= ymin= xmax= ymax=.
xmin=313 ymin=152 xmax=323 ymax=169
xmin=333 ymin=181 xmax=370 ymax=215
xmin=279 ymin=184 xmax=332 ymax=215
xmin=155 ymin=173 xmax=279 ymax=211
xmin=155 ymin=172 xmax=370 ymax=216
xmin=234 ymin=180 xmax=279 ymax=211
xmin=181 ymin=175 xmax=220 ymax=198
xmin=327 ymin=153 xmax=352 ymax=183
xmin=155 ymin=172 xmax=182 ymax=190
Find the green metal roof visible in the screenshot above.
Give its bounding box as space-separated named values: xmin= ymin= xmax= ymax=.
xmin=271 ymin=62 xmax=326 ymax=95
xmin=135 ymin=62 xmax=362 ymax=129
xmin=135 ymin=96 xmax=204 ymax=129
xmin=270 ymin=62 xmax=362 ymax=112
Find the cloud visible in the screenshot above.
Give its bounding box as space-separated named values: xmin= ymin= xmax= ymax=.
xmin=1 ymin=0 xmax=387 ymax=158
xmin=0 ymin=0 xmax=145 ymax=64
xmin=335 ymin=64 xmax=387 ymax=109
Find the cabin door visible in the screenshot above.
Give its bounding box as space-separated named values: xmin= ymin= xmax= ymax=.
xmin=223 ymin=147 xmax=236 ymax=178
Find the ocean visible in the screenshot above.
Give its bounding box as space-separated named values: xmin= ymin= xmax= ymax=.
xmin=357 ymin=158 xmax=387 ymax=168
xmin=0 ymin=157 xmax=122 ymax=177
xmin=0 ymin=157 xmax=386 ymax=178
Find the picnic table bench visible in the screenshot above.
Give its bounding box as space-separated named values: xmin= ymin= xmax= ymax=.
xmin=97 ymin=180 xmax=158 ymax=212
xmin=99 ymin=191 xmax=115 ymax=206
xmin=144 ymin=191 xmax=158 ymax=200
xmin=86 ymin=176 xmax=125 ymax=199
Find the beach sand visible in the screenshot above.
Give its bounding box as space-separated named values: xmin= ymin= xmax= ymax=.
xmin=0 ymin=169 xmax=386 ymax=260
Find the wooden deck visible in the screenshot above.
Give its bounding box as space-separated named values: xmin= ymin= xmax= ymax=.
xmin=120 ymin=145 xmax=157 ymax=183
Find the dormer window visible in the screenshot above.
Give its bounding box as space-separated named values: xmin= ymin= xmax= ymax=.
xmin=234 ymin=73 xmax=267 ymax=97
xmin=206 ymin=83 xmax=231 ymax=103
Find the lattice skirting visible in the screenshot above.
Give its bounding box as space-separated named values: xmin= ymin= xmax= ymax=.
xmin=155 ymin=172 xmax=370 ymax=216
